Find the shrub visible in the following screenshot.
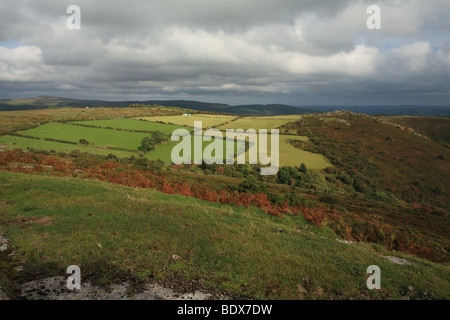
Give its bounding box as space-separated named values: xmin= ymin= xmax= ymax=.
xmin=353 ymin=179 xmax=370 ymax=194
xmin=277 ymin=166 xmax=300 ymax=185
xmin=238 ymin=175 xmax=267 ymax=194
xmin=134 ymin=158 xmax=149 ymax=168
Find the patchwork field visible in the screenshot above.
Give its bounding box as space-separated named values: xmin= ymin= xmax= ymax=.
xmin=2 ymin=113 xmax=330 ymax=169
xmin=138 ymin=114 xmax=237 ymax=129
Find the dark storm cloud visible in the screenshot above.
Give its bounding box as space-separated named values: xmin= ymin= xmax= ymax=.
xmin=0 ymin=0 xmax=449 ymax=105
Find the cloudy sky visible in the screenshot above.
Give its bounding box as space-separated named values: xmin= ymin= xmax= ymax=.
xmin=0 ymin=0 xmax=449 ymax=106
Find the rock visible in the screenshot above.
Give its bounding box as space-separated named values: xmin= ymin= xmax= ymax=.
xmin=0 ymin=288 xmax=10 ymax=300
xmin=0 ymin=235 xmax=9 ymax=252
xmin=18 ymin=276 xmax=223 ymax=300
xmin=383 ymin=256 xmax=412 ymax=265
xmin=336 ymin=239 xmax=354 ymax=244
xmin=302 ymin=276 xmax=311 ymax=284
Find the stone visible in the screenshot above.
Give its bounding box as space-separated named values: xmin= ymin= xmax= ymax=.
xmin=18 ymin=276 xmax=223 ymax=300
xmin=0 ymin=235 xmax=9 ymax=252
xmin=383 ymin=256 xmax=412 ymax=265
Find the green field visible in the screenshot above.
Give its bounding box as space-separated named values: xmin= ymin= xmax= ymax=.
xmin=18 ymin=123 xmax=149 ymax=151
xmin=69 ymin=118 xmax=190 ymax=135
xmin=145 ymin=138 xmax=241 ymax=163
xmin=241 ymin=135 xmax=330 ymax=169
xmin=138 ymin=114 xmax=237 ymax=129
xmin=1 ymin=171 xmax=448 ymax=300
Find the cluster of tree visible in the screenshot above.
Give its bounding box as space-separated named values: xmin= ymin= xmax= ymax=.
xmin=139 ymin=131 xmax=168 ymax=152
xmin=275 ymin=163 xmax=327 ymax=190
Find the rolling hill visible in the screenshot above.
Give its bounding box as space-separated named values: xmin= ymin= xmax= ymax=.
xmin=0 ymin=96 xmax=314 ymax=116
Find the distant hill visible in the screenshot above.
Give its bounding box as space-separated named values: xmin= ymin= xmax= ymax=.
xmin=0 ymin=96 xmax=312 ymax=116
xmin=306 ymin=105 xmax=450 ymax=117
xmin=1 ymin=96 xmax=448 ymax=116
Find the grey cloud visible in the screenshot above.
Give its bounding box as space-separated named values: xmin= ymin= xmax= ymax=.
xmin=0 ymin=0 xmax=449 ymax=105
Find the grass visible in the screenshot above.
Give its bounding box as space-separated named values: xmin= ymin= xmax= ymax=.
xmin=0 ymin=170 xmax=448 ymax=300
xmin=18 ymin=123 xmax=149 ymax=151
xmin=138 ymin=114 xmax=237 ymax=129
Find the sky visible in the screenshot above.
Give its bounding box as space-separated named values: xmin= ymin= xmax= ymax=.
xmin=0 ymin=0 xmax=449 ymax=106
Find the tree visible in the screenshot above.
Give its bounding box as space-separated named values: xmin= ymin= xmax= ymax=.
xmin=150 ymin=131 xmax=167 ymax=145
xmin=299 ymin=163 xmax=307 ymax=173
xmin=277 ymin=166 xmax=300 ymax=185
xmin=140 ymin=136 xmax=156 ymax=152
xmin=79 ymin=139 xmax=89 ymax=146
xmin=238 ymin=175 xmax=267 ymax=194
xmin=139 ymin=131 xmax=168 ymax=152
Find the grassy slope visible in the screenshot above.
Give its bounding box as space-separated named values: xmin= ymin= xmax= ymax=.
xmin=286 ymin=113 xmax=450 ymax=210
xmin=383 ymin=116 xmax=450 ymax=146
xmin=0 ymin=171 xmax=448 ymax=300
